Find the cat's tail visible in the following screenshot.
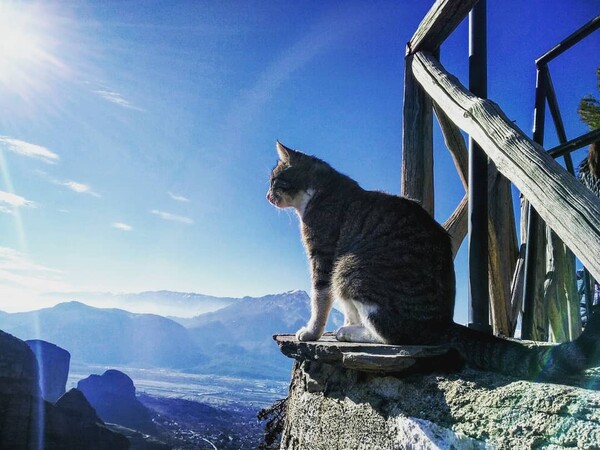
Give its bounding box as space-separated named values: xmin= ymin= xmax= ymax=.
xmin=448 ymin=310 xmax=600 ymax=379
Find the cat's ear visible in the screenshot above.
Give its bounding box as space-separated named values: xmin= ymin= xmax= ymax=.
xmin=276 ymin=140 xmax=298 ymax=164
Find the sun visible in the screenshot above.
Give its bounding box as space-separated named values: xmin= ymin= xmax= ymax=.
xmin=0 ymin=1 xmax=69 ymax=95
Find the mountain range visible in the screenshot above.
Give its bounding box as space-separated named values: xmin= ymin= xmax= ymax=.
xmin=43 ymin=290 xmax=239 ymax=317
xmin=0 ymin=290 xmax=343 ymax=380
xmin=0 ymin=301 xmax=203 ymax=369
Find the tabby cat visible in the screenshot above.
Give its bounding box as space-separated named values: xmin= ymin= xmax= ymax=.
xmin=267 ymin=141 xmax=600 ymax=379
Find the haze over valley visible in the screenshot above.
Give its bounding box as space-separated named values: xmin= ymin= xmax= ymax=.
xmin=0 ymin=290 xmax=343 ymax=447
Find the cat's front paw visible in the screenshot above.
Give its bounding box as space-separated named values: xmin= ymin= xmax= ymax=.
xmin=295 ymin=326 xmax=322 ymax=341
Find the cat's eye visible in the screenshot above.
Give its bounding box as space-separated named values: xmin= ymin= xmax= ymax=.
xmin=274 ymin=179 xmax=292 ymax=190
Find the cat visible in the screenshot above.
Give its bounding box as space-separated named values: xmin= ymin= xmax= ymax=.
xmin=267 ymin=141 xmax=600 ymax=379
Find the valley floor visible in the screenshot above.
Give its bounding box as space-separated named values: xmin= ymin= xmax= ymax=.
xmin=68 ymin=362 xmax=290 ymax=449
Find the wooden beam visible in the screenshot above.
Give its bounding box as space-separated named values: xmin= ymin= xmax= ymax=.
xmin=442 ymin=194 xmax=468 ymax=258
xmin=536 ymin=15 xmax=600 ymax=67
xmin=435 ymin=103 xmax=468 ymax=258
xmin=402 ymin=54 xmax=434 ymax=215
xmin=408 ymin=0 xmax=479 ymax=55
xmin=410 ymin=51 xmax=600 ymax=282
xmin=545 ymin=71 xmax=574 ymax=174
xmin=434 ymin=103 xmax=468 ymax=189
xmin=433 ymin=103 xmax=469 ymax=258
xmin=545 ymin=231 xmax=581 ymax=342
xmin=547 ymin=128 xmax=600 ymax=159
xmin=487 ymin=165 xmax=518 ymax=337
xmin=436 ymin=101 xmax=518 ymax=336
xmin=509 ymin=244 xmax=526 ymax=337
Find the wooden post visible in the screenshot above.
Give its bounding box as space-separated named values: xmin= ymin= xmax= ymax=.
xmin=402 ymin=54 xmax=434 ymax=215
xmin=509 ymin=200 xmax=527 ymax=337
xmin=545 ymin=230 xmax=581 ymax=342
xmin=435 ymin=103 xmax=519 ymax=332
xmin=545 ymin=71 xmax=574 ymax=174
xmin=522 ymin=65 xmax=548 ymax=340
xmin=487 ymin=165 xmax=518 ymax=337
xmin=467 ymin=0 xmax=491 ymax=334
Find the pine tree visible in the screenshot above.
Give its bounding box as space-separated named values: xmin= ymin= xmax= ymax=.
xmin=578 ymin=67 xmax=600 ymax=129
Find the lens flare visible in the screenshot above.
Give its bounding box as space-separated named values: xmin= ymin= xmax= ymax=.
xmin=0 ymin=1 xmax=73 ymax=104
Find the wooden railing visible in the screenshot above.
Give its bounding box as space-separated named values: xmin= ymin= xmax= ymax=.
xmin=402 ymin=0 xmax=600 ymax=339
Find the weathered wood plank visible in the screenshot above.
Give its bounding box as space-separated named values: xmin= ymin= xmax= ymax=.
xmin=545 ymin=229 xmax=581 ymax=342
xmin=510 ymin=244 xmax=526 ymax=336
xmin=434 ymin=103 xmax=468 ymax=189
xmin=442 ymin=195 xmax=468 ymax=258
xmin=407 ymin=0 xmax=479 ymax=55
xmin=488 ymin=165 xmax=518 ymax=337
xmin=435 ymin=103 xmax=468 ymax=257
xmin=528 ymin=215 xmax=549 ymax=341
xmin=436 ymin=102 xmax=518 ymax=335
xmin=402 ymin=54 xmax=434 ymax=215
xmin=411 ymin=51 xmax=600 ymax=282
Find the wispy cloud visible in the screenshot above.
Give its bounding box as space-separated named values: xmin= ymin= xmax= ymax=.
xmin=168 ymin=191 xmax=190 ymax=202
xmin=151 ymin=209 xmax=194 ymax=225
xmin=0 ymin=136 xmax=59 ymax=164
xmin=0 ymin=247 xmax=73 ymax=309
xmin=111 ymin=222 xmax=133 ymax=231
xmin=0 ymin=247 xmax=60 ymax=274
xmin=34 ymin=171 xmax=101 ymax=198
xmin=59 ymin=180 xmax=101 ymax=197
xmin=0 ymin=190 xmax=36 ymax=214
xmin=94 ymin=89 xmax=131 ymax=107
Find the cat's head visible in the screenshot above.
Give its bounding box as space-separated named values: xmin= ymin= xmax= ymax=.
xmin=266 ymin=141 xmax=327 ymax=213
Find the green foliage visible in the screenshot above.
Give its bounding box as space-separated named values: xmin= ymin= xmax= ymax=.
xmin=258 ymin=398 xmax=287 ymax=450
xmin=578 ymin=67 xmax=600 ymax=130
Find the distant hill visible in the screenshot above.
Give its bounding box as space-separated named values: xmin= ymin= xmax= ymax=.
xmin=43 ymin=290 xmax=239 ymax=318
xmin=0 ymin=302 xmax=204 ymax=369
xmin=174 ymin=290 xmax=344 ymax=379
xmin=0 ymin=291 xmax=344 ymax=380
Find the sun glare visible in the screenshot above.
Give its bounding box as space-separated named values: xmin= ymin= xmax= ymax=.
xmin=0 ymin=2 xmax=69 ymax=96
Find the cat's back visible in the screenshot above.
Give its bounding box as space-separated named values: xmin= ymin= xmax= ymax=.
xmin=339 ymin=189 xmax=448 ymax=249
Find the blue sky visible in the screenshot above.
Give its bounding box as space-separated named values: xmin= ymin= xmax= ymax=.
xmin=0 ymin=0 xmax=598 ymax=322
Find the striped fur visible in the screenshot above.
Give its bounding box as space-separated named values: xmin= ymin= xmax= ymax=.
xmin=267 ymin=142 xmax=600 ymax=379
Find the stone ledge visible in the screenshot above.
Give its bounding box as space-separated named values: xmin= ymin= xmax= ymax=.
xmin=274 ymin=333 xmax=460 ymax=373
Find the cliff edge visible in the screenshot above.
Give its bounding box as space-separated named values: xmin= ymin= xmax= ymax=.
xmin=275 ymin=336 xmax=600 ymax=449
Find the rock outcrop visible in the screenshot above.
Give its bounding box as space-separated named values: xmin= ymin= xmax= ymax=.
xmin=0 ymin=329 xmax=41 ymax=447
xmin=78 ymin=369 xmax=156 ymax=434
xmin=55 ymin=388 xmax=102 ymax=423
xmin=26 ymin=339 xmax=70 ymax=403
xmin=0 ymin=330 xmax=129 ymax=449
xmin=278 ymin=339 xmax=600 ymax=449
